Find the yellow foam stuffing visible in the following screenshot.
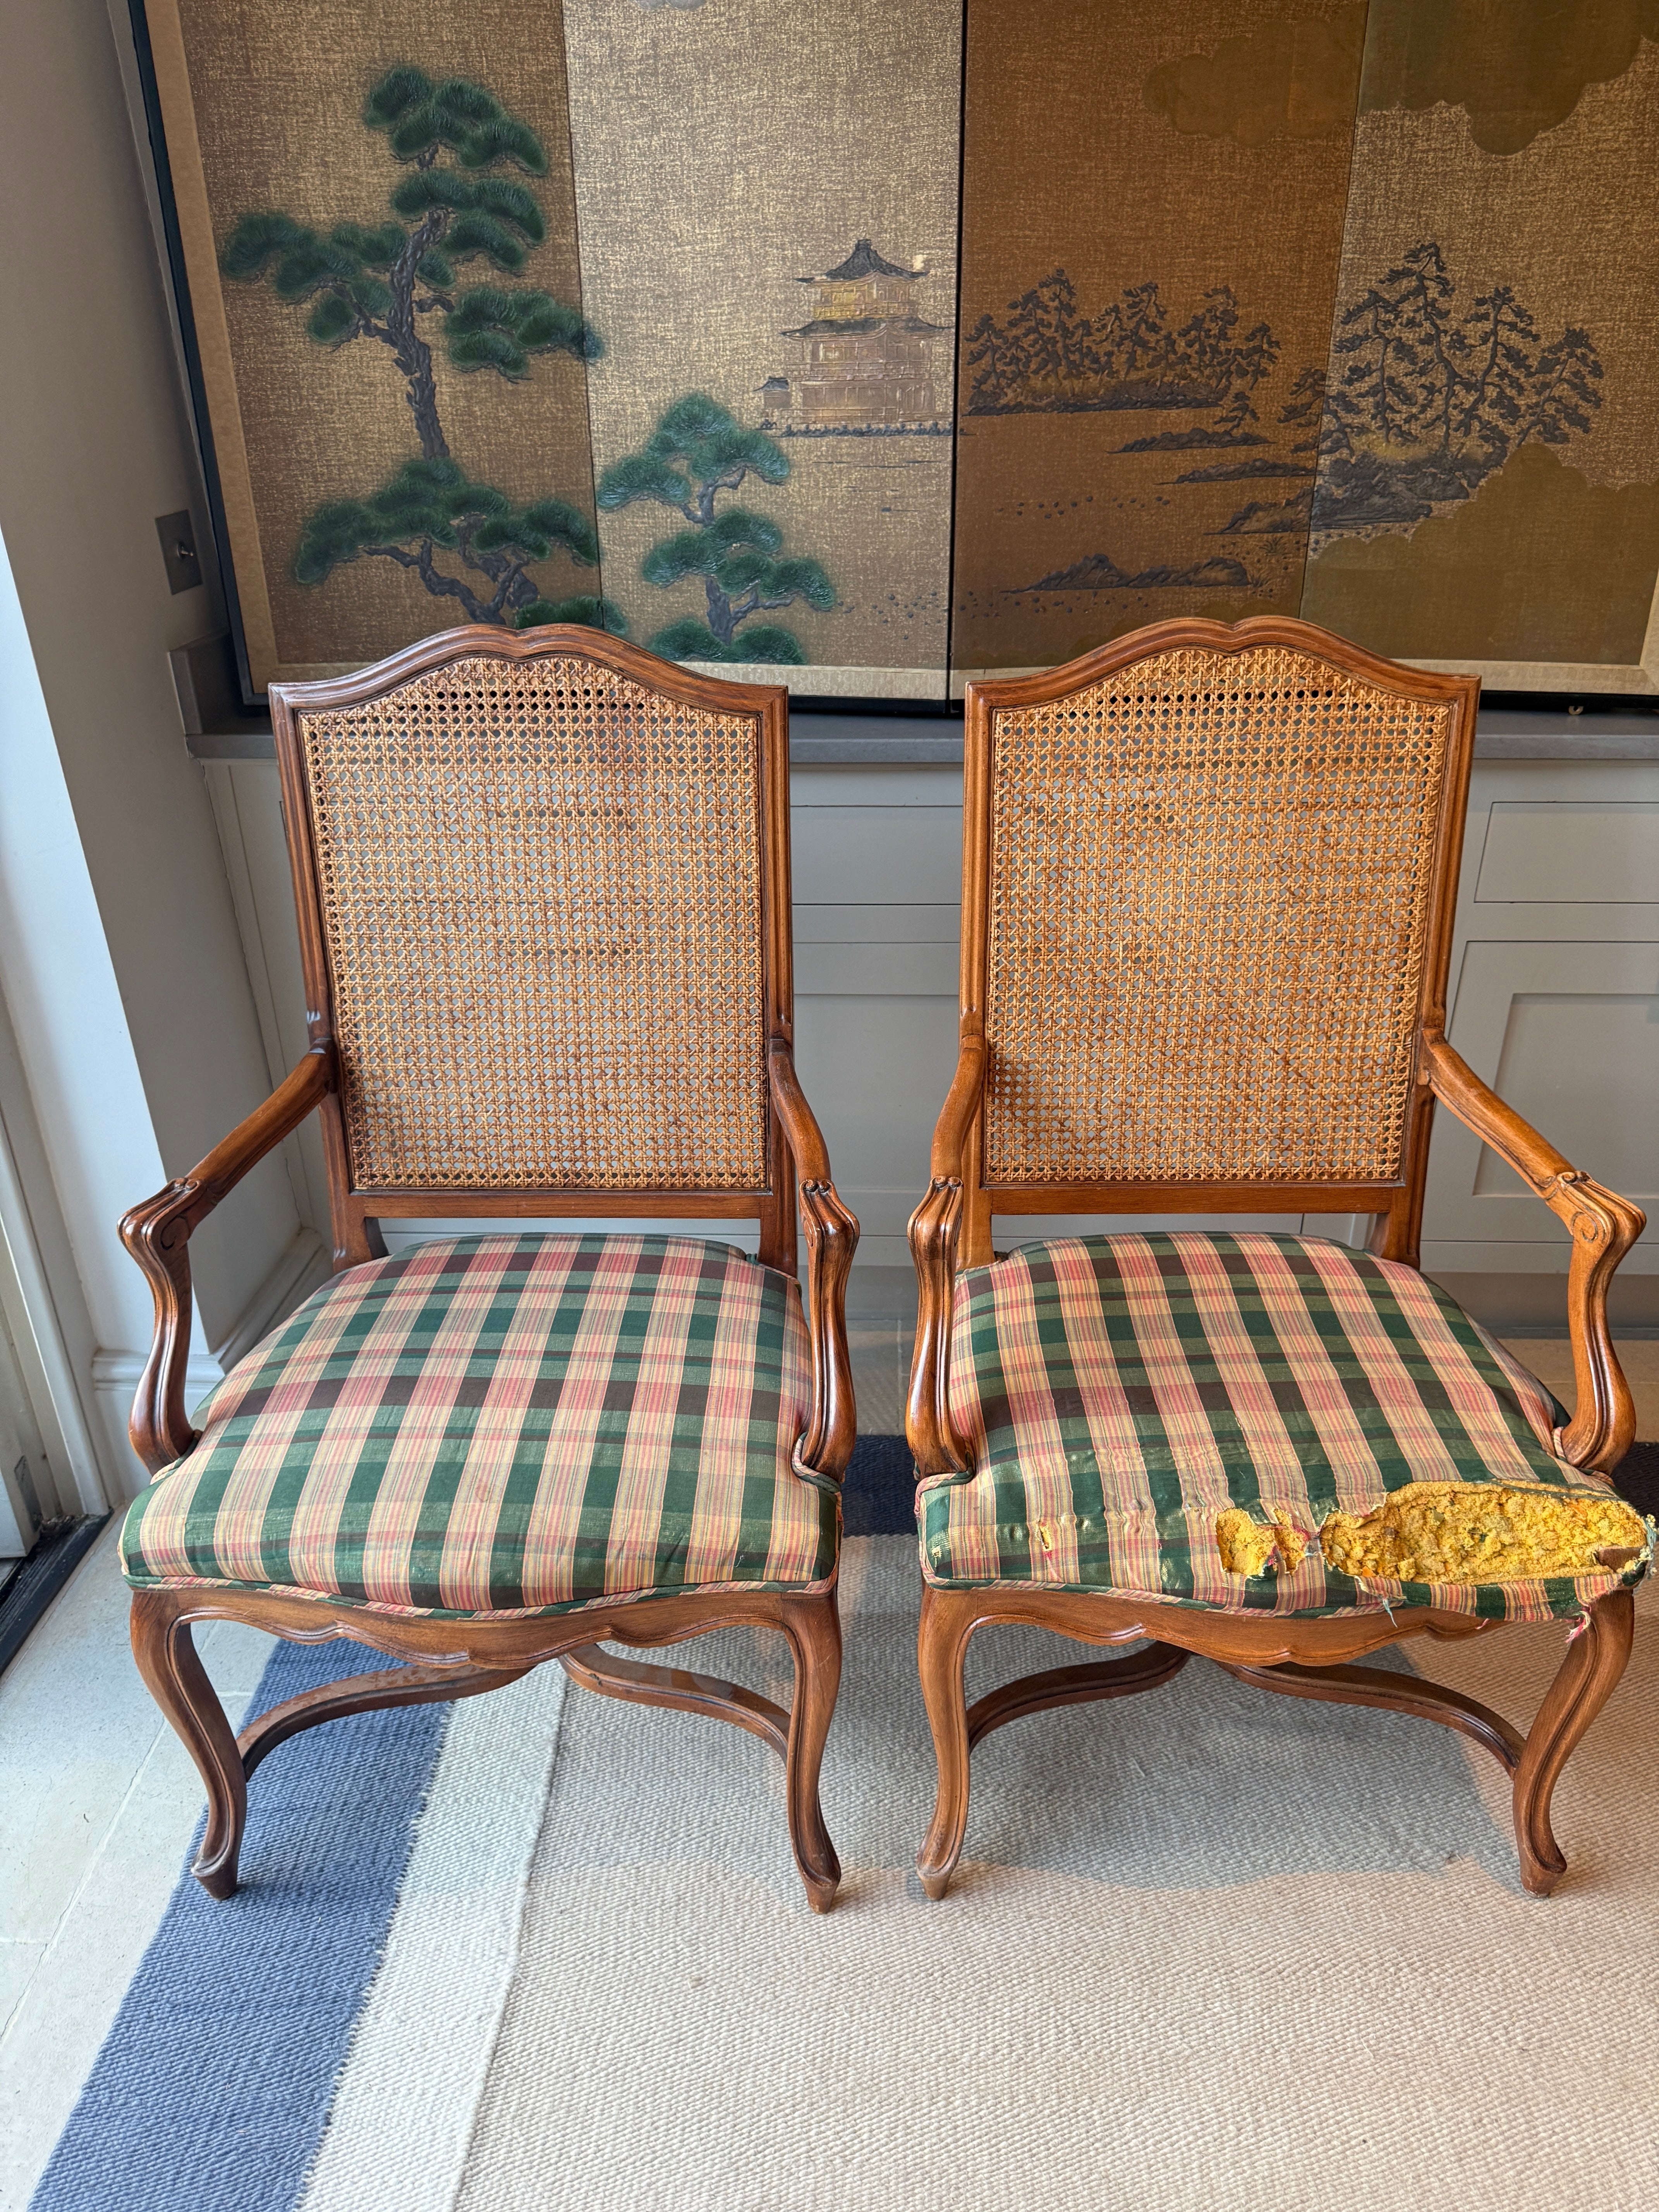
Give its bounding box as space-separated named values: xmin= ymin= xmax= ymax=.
xmin=1216 ymin=1508 xmax=1309 ymax=1578
xmin=1319 ymin=1482 xmax=1648 ymax=1586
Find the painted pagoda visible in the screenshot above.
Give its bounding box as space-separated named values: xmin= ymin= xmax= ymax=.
xmin=778 ymin=239 xmax=946 ymax=429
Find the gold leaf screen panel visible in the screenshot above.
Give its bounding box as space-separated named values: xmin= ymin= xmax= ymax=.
xmin=982 ymin=645 xmax=1453 ymax=1188
xmin=299 ymin=656 xmax=770 ymax=1192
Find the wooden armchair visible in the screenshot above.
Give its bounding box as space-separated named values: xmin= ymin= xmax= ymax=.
xmin=119 ymin=626 xmax=856 ymax=1912
xmin=907 ymin=616 xmax=1649 ymax=1899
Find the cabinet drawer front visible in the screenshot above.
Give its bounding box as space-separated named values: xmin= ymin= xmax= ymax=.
xmin=790 ymin=807 xmax=962 ymax=905
xmin=796 ymin=943 xmax=960 ymax=995
xmin=1475 ymin=802 xmax=1659 ymax=904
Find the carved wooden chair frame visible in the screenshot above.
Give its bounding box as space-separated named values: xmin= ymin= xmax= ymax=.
xmin=906 ymin=615 xmax=1645 ymax=1900
xmin=121 ymin=626 xmax=856 ymax=1913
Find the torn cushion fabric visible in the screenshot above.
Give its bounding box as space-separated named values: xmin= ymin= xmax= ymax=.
xmin=122 ymin=1234 xmax=836 ymax=1621
xmin=922 ymin=1232 xmax=1649 ymax=1623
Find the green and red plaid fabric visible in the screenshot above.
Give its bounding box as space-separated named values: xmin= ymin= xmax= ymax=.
xmin=123 ymin=1234 xmax=836 ymax=1620
xmin=923 ymin=1231 xmax=1649 ymax=1624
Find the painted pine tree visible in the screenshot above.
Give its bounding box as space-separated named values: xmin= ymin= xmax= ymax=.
xmin=223 ymin=67 xmax=623 ymax=632
xmin=598 ymin=397 xmax=833 ymax=663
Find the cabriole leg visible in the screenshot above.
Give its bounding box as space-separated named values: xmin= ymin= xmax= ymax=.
xmin=1512 ymin=1588 xmax=1635 ymax=1896
xmin=130 ymin=1591 xmax=247 ymax=1900
xmin=778 ymin=1590 xmax=843 ymax=1913
xmin=915 ymin=1585 xmax=980 ymax=1900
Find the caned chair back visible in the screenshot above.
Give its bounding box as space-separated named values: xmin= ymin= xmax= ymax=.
xmin=269 ymin=627 xmax=795 ymax=1268
xmin=957 ymin=617 xmax=1481 ymax=1267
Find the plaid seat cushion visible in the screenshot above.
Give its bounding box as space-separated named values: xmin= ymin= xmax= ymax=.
xmin=122 ymin=1235 xmax=836 ymax=1621
xmin=923 ymin=1232 xmax=1650 ymax=1625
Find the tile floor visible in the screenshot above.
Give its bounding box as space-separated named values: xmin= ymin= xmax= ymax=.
xmin=0 ymin=1321 xmax=1654 ymax=2208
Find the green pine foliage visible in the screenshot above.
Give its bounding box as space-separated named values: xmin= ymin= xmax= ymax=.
xmin=510 ymin=595 xmax=630 ymax=634
xmin=291 ymin=460 xmax=608 ymax=629
xmin=223 ymin=66 xmax=611 ymax=635
xmin=221 ymin=70 xmax=600 ymax=379
xmin=447 ymin=288 xmax=595 ymax=376
xmin=364 ymin=66 xmax=548 ymax=173
xmin=597 ymin=397 xmax=833 ymax=663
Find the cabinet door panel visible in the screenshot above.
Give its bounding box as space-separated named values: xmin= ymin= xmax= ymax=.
xmin=792 ymin=993 xmax=960 ymax=1246
xmin=790 ymin=807 xmax=962 ymax=905
xmin=1424 ymin=940 xmax=1658 ymax=1262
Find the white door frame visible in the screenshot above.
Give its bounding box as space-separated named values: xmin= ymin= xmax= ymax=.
xmin=0 ymin=1006 xmax=110 ymax=1520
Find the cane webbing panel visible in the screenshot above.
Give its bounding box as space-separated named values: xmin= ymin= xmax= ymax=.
xmin=297 ymin=654 xmax=769 ymax=1191
xmin=982 ymin=645 xmax=1453 ymax=1186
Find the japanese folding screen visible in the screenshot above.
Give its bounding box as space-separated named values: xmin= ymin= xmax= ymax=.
xmin=140 ymin=0 xmax=1659 ymax=704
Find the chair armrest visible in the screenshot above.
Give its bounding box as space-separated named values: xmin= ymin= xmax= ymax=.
xmin=767 ymin=1035 xmax=857 ymax=1480
xmin=905 ymin=1013 xmax=986 ymax=1478
xmin=120 ymin=1047 xmax=336 ymax=1476
xmin=1423 ymin=1036 xmax=1646 ymax=1472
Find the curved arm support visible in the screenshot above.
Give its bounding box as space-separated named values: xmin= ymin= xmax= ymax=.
xmin=1423 ymin=1036 xmax=1645 ymax=1472
xmin=120 ymin=1047 xmax=336 ymax=1475
xmin=906 ymin=1015 xmax=986 ymax=1479
xmin=767 ymin=1036 xmax=857 ymax=1481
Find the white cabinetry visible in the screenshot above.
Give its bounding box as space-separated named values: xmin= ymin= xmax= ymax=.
xmin=1422 ymin=764 xmax=1657 ymax=1276
xmin=791 ymin=770 xmax=963 ymax=1264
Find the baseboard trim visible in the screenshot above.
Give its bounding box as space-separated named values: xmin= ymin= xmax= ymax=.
xmin=91 ymin=1226 xmax=330 ymax=1431
xmin=91 ymin=1346 xmax=223 ymax=1390
xmin=210 ymin=1226 xmax=328 ymax=1372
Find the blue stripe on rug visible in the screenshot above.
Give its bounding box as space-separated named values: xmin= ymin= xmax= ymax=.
xmin=30 ymin=1642 xmax=449 ymax=2212
xmin=843 ymin=1434 xmax=915 ymax=1535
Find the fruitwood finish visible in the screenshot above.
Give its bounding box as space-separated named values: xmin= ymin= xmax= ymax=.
xmin=907 ymin=615 xmax=1645 ymax=1898
xmin=912 ymin=1582 xmax=1633 ymax=1901
xmin=131 ymin=1581 xmax=842 ymax=1911
xmin=120 ymin=626 xmax=855 ymax=1911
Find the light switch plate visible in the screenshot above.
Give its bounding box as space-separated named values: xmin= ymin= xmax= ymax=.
xmin=156 ymin=509 xmax=202 ymax=594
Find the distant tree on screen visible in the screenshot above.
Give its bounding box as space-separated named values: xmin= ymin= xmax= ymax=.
xmin=598 ymin=397 xmax=834 ymax=663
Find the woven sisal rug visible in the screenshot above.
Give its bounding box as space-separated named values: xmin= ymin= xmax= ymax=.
xmin=31 ymin=1475 xmax=1659 ymax=2210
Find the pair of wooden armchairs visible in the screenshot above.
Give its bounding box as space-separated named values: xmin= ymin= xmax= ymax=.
xmin=119 ymin=619 xmax=1648 ymax=1917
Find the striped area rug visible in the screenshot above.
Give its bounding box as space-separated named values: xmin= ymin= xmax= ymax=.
xmin=31 ymin=1496 xmax=1659 ymax=2209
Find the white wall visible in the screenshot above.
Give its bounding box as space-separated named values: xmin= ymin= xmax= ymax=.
xmin=0 ymin=0 xmax=317 ymax=1496
xmin=0 ymin=540 xmax=172 ymax=1499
